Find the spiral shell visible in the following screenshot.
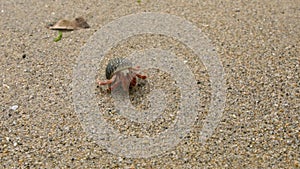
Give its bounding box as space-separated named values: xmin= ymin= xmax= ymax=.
xmin=105 ymin=58 xmax=133 ymax=79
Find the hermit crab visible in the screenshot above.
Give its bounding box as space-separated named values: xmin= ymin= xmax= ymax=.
xmin=98 ymin=58 xmax=147 ymax=91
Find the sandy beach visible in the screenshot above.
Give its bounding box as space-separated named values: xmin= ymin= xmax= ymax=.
xmin=1 ymin=0 xmax=299 ymax=168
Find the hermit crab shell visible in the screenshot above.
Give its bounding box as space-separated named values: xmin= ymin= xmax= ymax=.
xmin=105 ymin=58 xmax=133 ymax=79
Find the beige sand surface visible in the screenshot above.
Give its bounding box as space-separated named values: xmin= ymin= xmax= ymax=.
xmin=1 ymin=0 xmax=299 ymax=168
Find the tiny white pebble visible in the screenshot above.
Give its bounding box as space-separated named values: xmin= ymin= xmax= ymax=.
xmin=10 ymin=105 xmax=18 ymax=111
xmin=118 ymin=157 xmax=123 ymax=162
xmin=3 ymin=84 xmax=10 ymax=89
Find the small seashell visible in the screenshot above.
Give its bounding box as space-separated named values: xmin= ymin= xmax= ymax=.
xmin=49 ymin=17 xmax=90 ymax=30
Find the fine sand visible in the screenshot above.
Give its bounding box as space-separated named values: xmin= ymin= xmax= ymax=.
xmin=1 ymin=1 xmax=299 ymax=168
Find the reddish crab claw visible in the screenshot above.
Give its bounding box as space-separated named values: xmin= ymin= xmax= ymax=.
xmin=98 ymin=58 xmax=147 ymax=91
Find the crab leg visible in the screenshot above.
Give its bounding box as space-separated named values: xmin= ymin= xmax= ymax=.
xmin=127 ymin=72 xmax=137 ymax=87
xmin=98 ymin=74 xmax=116 ymax=86
xmin=129 ymin=66 xmax=141 ymax=71
xmin=130 ymin=77 xmax=137 ymax=86
xmin=136 ymin=73 xmax=147 ymax=79
xmin=129 ymin=67 xmax=147 ymax=80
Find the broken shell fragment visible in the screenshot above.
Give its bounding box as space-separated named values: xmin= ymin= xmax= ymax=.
xmin=49 ymin=17 xmax=90 ymax=30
